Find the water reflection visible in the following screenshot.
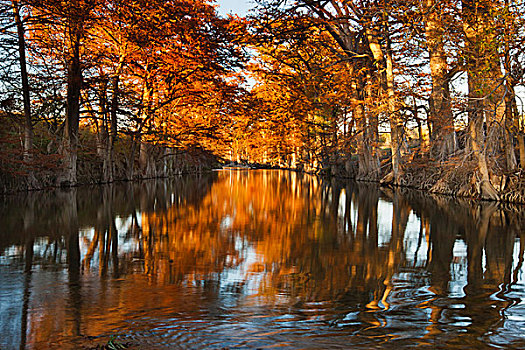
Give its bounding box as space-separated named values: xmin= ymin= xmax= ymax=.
xmin=1 ymin=170 xmax=525 ymax=349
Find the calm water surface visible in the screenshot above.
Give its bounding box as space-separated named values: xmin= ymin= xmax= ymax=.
xmin=1 ymin=170 xmax=525 ymax=349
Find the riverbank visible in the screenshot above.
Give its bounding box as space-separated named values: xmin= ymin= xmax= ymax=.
xmin=0 ymin=111 xmax=228 ymax=194
xmin=233 ymin=156 xmax=525 ymax=205
xmin=4 ymin=150 xmax=525 ymax=206
xmin=380 ymin=156 xmax=525 ymax=205
xmin=0 ymin=141 xmax=222 ymax=195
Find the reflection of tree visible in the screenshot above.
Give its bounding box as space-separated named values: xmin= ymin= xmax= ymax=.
xmin=3 ymin=171 xmax=525 ymax=348
xmin=64 ymin=189 xmax=81 ymax=339
xmin=21 ymin=189 xmax=83 ymax=346
xmin=20 ymin=237 xmax=33 ymax=350
xmin=81 ymin=185 xmax=119 ymax=276
xmin=404 ymin=191 xmax=523 ymax=347
xmin=461 ymin=204 xmax=515 ymax=347
xmin=138 ymin=174 xmax=229 ymax=283
xmin=0 ymin=176 xmax=220 ymax=348
xmin=216 ymin=175 xmax=413 ymax=314
xmin=132 ymin=171 xmax=412 ymax=311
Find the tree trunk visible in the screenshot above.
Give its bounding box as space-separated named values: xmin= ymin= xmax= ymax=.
xmin=13 ymin=0 xmax=38 ymax=188
xmin=95 ymin=79 xmax=113 ymax=183
xmin=385 ymin=28 xmax=403 ymax=184
xmin=103 ymin=57 xmax=125 ymax=183
xmin=503 ymin=0 xmax=517 ymax=171
xmin=60 ymin=7 xmax=83 ymax=186
xmin=355 ymin=75 xmax=380 ymax=181
xmin=366 ymin=72 xmax=381 ymax=177
xmin=463 ymin=0 xmax=499 ymax=200
xmin=366 ymin=23 xmax=403 ymax=184
xmin=467 ymin=105 xmax=498 ymax=199
xmin=519 ymin=134 xmax=525 ymax=169
xmin=137 ymin=68 xmax=154 ymax=178
xmin=127 ymin=134 xmax=138 ymax=180
xmin=139 ymin=139 xmax=155 ymax=178
xmin=423 ymin=0 xmax=456 ymax=161
xmin=13 ymin=0 xmax=33 ymax=163
xmin=106 ymin=75 xmax=119 ymax=181
xmin=413 ymin=99 xmax=424 ymax=152
xmin=504 ymin=86 xmax=517 ymax=171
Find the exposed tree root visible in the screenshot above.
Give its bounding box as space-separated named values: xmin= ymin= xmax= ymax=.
xmin=392 ymin=158 xmax=514 ymax=202
xmin=479 ymin=179 xmax=500 ymax=201
xmin=380 ymin=171 xmax=395 ymax=185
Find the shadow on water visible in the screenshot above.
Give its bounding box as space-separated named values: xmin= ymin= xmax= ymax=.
xmin=1 ymin=170 xmax=525 ymax=349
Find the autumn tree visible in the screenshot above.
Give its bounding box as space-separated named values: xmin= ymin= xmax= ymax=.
xmin=16 ymin=0 xmax=246 ymax=183
xmin=249 ymin=13 xmax=345 ymax=170
xmin=0 ymin=0 xmax=59 ymax=185
xmin=102 ymin=0 xmax=246 ymax=178
xmin=251 ymin=0 xmax=410 ymax=181
xmin=81 ymin=0 xmax=132 ymax=183
xmin=500 ymin=0 xmax=525 ymax=168
xmin=461 ymin=0 xmax=507 ymax=199
xmin=27 ymin=0 xmax=101 ymax=185
xmin=11 ymin=0 xmax=33 ymax=163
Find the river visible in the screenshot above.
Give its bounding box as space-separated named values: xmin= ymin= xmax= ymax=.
xmin=1 ymin=170 xmax=525 ymax=349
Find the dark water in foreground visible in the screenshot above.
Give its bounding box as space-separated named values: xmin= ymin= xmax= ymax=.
xmin=1 ymin=170 xmax=525 ymax=349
